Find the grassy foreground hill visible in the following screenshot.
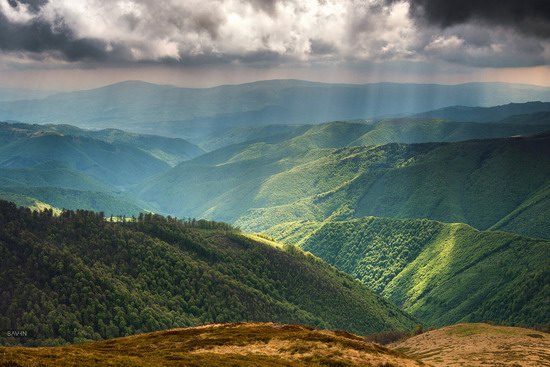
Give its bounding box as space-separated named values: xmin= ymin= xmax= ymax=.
xmin=265 ymin=216 xmax=550 ymax=327
xmin=2 ymin=322 xmax=545 ymax=367
xmin=393 ymin=323 xmax=550 ymax=367
xmin=0 ymin=200 xmax=415 ymax=346
xmin=0 ymin=323 xmax=424 ymax=367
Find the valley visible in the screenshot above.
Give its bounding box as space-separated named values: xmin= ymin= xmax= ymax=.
xmin=0 ymin=81 xmax=548 ymax=366
xmin=1 ymin=0 xmax=549 ymax=363
xmin=266 ymin=217 xmax=549 ymax=327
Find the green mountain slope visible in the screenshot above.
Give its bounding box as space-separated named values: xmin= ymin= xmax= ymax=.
xmin=0 ymin=161 xmax=112 ymax=192
xmin=0 ymin=200 xmax=416 ymax=346
xmin=0 ymin=133 xmax=170 ymax=186
xmin=238 ymin=135 xmax=550 ymax=239
xmin=0 ymin=187 xmax=146 ymax=215
xmin=265 ymin=217 xmax=550 ymax=327
xmin=350 ymin=118 xmax=550 ymax=147
xmin=500 ymin=110 xmax=550 ymax=125
xmin=195 ymin=124 xmax=307 ymax=151
xmin=142 ymin=132 xmax=550 ymax=240
xmin=414 ymin=101 xmax=550 ymax=122
xmin=490 ymin=182 xmax=550 ymax=239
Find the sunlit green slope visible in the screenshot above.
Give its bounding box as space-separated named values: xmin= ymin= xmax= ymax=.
xmin=350 ymin=118 xmax=550 ymax=147
xmin=144 ymin=133 xmax=550 ymax=239
xmin=0 ymin=187 xmax=146 ymax=215
xmin=265 ymin=216 xmax=550 ymax=327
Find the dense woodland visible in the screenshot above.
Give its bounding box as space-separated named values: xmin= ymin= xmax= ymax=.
xmin=267 ymin=217 xmax=550 ymax=328
xmin=0 ymin=200 xmax=415 ymax=346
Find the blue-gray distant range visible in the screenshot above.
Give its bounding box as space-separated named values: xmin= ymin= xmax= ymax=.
xmin=1 ymin=80 xmax=550 ymax=140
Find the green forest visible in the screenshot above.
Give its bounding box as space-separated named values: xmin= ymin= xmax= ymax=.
xmin=266 ymin=217 xmax=550 ymax=327
xmin=0 ymin=200 xmax=415 ymax=346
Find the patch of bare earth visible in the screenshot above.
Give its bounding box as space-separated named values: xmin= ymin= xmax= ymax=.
xmin=391 ymin=323 xmax=550 ymax=367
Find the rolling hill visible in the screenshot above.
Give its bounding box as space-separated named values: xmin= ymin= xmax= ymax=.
xmin=39 ymin=124 xmax=205 ymax=164
xmin=0 ymin=187 xmax=146 ymax=215
xmin=264 ymin=216 xmax=550 ymax=327
xmin=0 ymin=122 xmax=205 ymax=215
xmin=1 ymin=80 xmax=550 ymax=138
xmin=393 ymin=323 xmax=550 ymax=367
xmin=2 ymin=322 xmax=547 ymax=367
xmin=140 ymin=131 xmax=550 ymax=240
xmin=0 ymin=122 xmax=204 ymax=167
xmin=0 ymin=323 xmax=424 ymax=367
xmin=0 ymin=160 xmax=148 ymax=215
xmin=414 ymin=101 xmax=550 ymax=122
xmin=0 ymin=161 xmax=112 ymax=192
xmin=0 ymin=131 xmax=170 ymax=186
xmin=0 ymin=200 xmax=416 ymax=346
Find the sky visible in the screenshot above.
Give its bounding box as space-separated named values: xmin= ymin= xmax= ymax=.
xmin=0 ymin=0 xmax=549 ymax=90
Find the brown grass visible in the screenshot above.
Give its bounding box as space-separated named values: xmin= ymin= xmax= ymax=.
xmin=391 ymin=323 xmax=550 ymax=367
xmin=0 ymin=322 xmax=423 ymax=367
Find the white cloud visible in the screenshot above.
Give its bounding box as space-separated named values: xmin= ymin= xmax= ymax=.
xmin=0 ymin=0 xmax=548 ymax=68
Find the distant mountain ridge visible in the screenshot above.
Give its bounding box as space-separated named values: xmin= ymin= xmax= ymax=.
xmin=1 ymin=80 xmax=550 ymax=139
xmin=415 ymin=101 xmax=550 ymax=123
xmin=0 ymin=87 xmax=54 ymax=102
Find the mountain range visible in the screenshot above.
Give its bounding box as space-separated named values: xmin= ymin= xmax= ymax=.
xmin=0 ymin=81 xmax=549 ymax=348
xmin=140 ymin=127 xmax=550 ymax=241
xmin=1 ymin=80 xmax=550 ymax=141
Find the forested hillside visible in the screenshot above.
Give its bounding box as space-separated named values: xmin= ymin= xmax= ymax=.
xmin=141 ymin=132 xmax=550 ymax=240
xmin=415 ymin=102 xmax=550 ymax=122
xmin=265 ymin=217 xmax=550 ymax=327
xmin=2 ymin=103 xmax=549 ymax=219
xmin=0 ymin=200 xmax=415 ymax=346
xmin=0 ymin=122 xmax=206 ymax=215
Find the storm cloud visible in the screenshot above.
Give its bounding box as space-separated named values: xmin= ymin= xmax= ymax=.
xmin=398 ymin=0 xmax=550 ymax=38
xmin=0 ymin=0 xmax=548 ymax=69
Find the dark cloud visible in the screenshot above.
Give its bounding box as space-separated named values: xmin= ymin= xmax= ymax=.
xmin=309 ymin=39 xmax=337 ymax=55
xmin=392 ymin=0 xmax=550 ymax=38
xmin=7 ymin=0 xmax=48 ymax=13
xmin=0 ymin=10 xmax=125 ymax=62
xmin=0 ymin=0 xmax=548 ymax=70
